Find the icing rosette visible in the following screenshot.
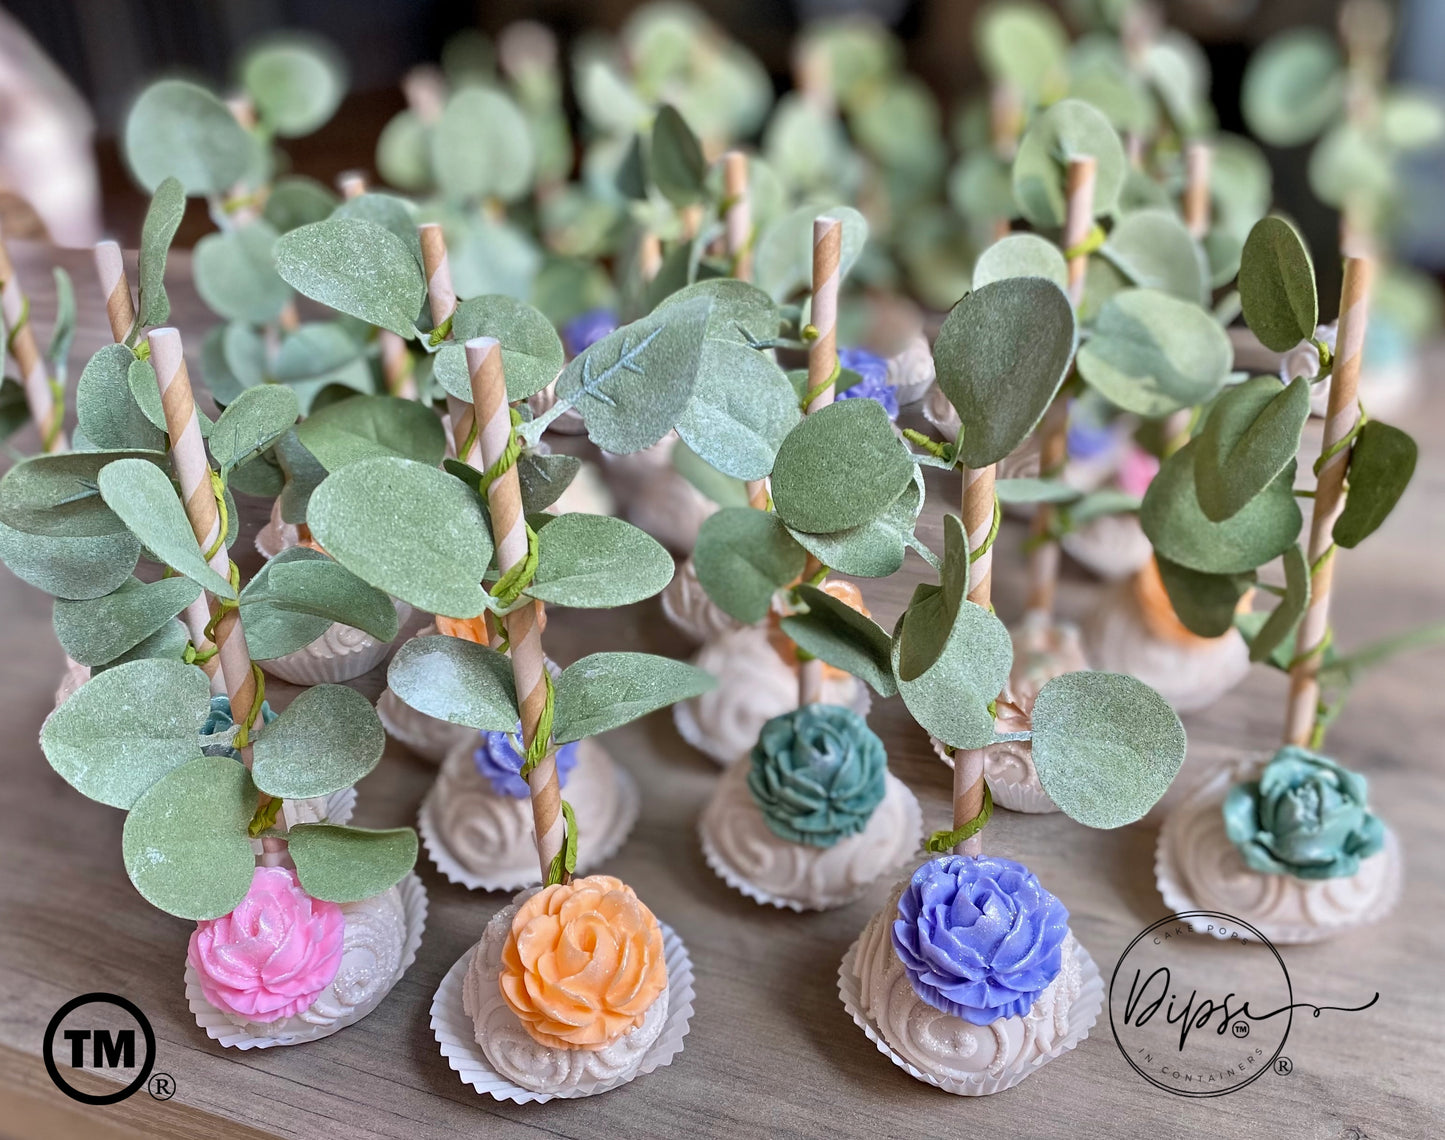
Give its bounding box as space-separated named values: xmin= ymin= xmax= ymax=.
xmin=747 ymin=704 xmax=887 ymax=847
xmin=1222 ymin=746 xmax=1385 ymax=880
xmin=836 ymin=347 xmax=899 ymax=419
xmin=892 ymin=855 xmax=1069 ymax=1025
xmin=188 ymin=866 xmax=345 ymax=1023
xmin=498 ymin=875 xmax=668 ymax=1050
xmin=475 ymin=724 xmax=579 ymax=798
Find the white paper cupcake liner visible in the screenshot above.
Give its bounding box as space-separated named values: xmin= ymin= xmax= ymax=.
xmin=698 ymin=776 xmax=923 ymax=912
xmin=1155 ymin=760 xmax=1404 ymax=945
xmin=838 ymin=932 xmax=1104 ymax=1096
xmin=420 ymin=761 xmax=640 ymax=893
xmin=928 ymin=736 xmax=1058 ymax=815
xmin=186 ymin=871 xmax=427 ymax=1049
xmin=431 ymin=919 xmax=694 ymax=1102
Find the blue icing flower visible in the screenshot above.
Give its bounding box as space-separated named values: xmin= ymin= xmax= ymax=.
xmin=746 ymin=704 xmax=887 ymax=847
xmin=474 ymin=724 xmax=580 ymax=798
xmin=561 ymin=308 xmax=618 ymax=358
xmin=200 ymin=694 xmax=276 ymax=760
xmin=1222 ymin=745 xmax=1385 ymax=880
xmin=836 ymin=347 xmax=899 ymax=420
xmin=892 ymin=854 xmax=1069 ymax=1025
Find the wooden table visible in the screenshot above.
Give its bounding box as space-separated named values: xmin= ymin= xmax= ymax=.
xmin=1 ymin=242 xmax=1441 ymax=1139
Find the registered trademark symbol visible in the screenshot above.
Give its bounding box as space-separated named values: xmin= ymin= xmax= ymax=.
xmin=147 ymin=1073 xmax=175 ymax=1101
xmin=1275 ymin=1056 xmax=1293 ymax=1076
xmin=1230 ymin=1020 xmax=1250 ymax=1038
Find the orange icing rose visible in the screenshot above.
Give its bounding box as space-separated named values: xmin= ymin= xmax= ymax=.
xmin=435 ymin=613 xmax=493 ymax=643
xmin=498 ymin=875 xmax=667 ymax=1050
xmin=1135 ymin=557 xmax=1253 ymax=646
xmin=769 ymin=579 xmax=871 ymax=680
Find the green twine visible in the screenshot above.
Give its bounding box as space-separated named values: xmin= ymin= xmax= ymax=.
xmin=545 ymin=800 xmax=579 ymax=886
xmin=1063 ymin=224 xmax=1106 ymax=261
xmin=970 ymin=496 xmax=1003 ymax=564
xmin=491 ymin=524 xmax=540 ymax=609
xmin=183 ymin=642 xmax=219 ymax=665
xmin=925 ymin=783 xmax=995 ymax=853
xmin=800 ymin=359 xmax=842 ymax=412
xmin=247 ymin=795 xmax=284 ymax=838
xmin=518 ymin=671 xmax=558 ymax=778
xmin=477 ymin=407 xmax=525 ymax=496
xmin=1314 ymin=409 xmax=1368 ymax=477
xmin=204 ymin=470 xmax=229 ymax=561
xmin=4 ymin=292 xmax=28 ymax=355
xmin=901 ymin=428 xmax=954 ymax=463
xmin=427 ymin=314 xmax=454 ymax=348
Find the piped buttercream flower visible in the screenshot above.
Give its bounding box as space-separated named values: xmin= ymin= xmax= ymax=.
xmin=474 ymin=724 xmax=580 ymax=798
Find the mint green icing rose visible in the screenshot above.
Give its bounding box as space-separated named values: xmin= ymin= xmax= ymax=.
xmin=1223 ymin=746 xmax=1385 ymax=880
xmin=746 ymin=704 xmax=887 ymax=848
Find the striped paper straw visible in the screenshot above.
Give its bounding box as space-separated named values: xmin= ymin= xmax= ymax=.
xmin=1062 ymin=156 xmax=1096 ymax=308
xmin=0 ymin=227 xmax=67 ymax=452
xmin=466 ymin=337 xmax=566 ymax=882
xmin=1184 ymin=143 xmax=1212 ymax=241
xmin=724 ymin=150 xmax=752 ymax=282
xmin=1284 ymin=257 xmax=1373 ymax=746
xmin=952 ymin=462 xmax=996 ymax=856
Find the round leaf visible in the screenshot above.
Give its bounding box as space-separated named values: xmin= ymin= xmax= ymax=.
xmin=0 ymin=520 xmax=140 ymax=601
xmin=209 ymin=385 xmax=300 ymax=472
xmin=971 ymin=233 xmax=1067 ymax=291
xmin=275 ymin=218 xmax=427 ymax=339
xmin=76 ymin=345 xmax=165 ymax=452
xmin=1155 ymin=556 xmax=1255 ymax=639
xmin=53 ymin=576 xmax=202 ymax=667
xmin=530 ymin=514 xmax=674 ymax=608
xmin=252 ymin=684 xmax=384 ymax=799
xmin=786 ymin=466 xmax=924 ymax=579
xmin=289 ymin=824 xmax=417 ymax=904
xmin=432 ymin=87 xmax=535 ymax=203
xmin=434 ymin=295 xmax=564 ymax=402
xmin=975 ymin=1 xmax=1067 ymax=102
xmin=1195 ymin=375 xmax=1310 ymax=523
xmin=694 ymin=508 xmax=807 ymax=625
xmin=241 ymin=37 xmax=346 ymax=138
xmin=124 ymin=79 xmax=253 ymax=195
xmin=386 ymin=635 xmax=517 ymax=730
xmin=1101 ymin=209 xmax=1208 ymax=305
xmin=376 ymin=110 xmax=432 ymax=192
xmin=651 ymin=104 xmax=707 ymax=206
xmin=892 ymin=598 xmax=1012 ymax=750
xmin=553 ymin=652 xmax=716 ymax=743
xmin=0 ymin=448 xmax=163 ymax=538
xmin=1333 ymin=421 xmax=1417 ymax=549
xmin=193 ymin=222 xmax=292 ymax=325
xmin=753 ymin=205 xmax=870 ymax=302
xmin=780 ymin=583 xmax=897 ymax=698
xmin=294 ymin=394 xmax=446 ymax=471
xmin=1238 ymin=217 xmax=1318 ymax=353
xmin=675 ymin=340 xmax=801 ymax=481
xmin=1031 ymin=671 xmax=1186 ymax=828
xmin=1241 ymin=29 xmax=1344 ymax=147
xmin=137 ymin=177 xmax=185 ymax=327
xmin=1012 ymin=98 xmax=1126 ymax=228
xmin=262 ymin=176 xmax=338 ymax=233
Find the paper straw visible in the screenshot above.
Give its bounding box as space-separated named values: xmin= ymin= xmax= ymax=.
xmin=805 ymin=218 xmax=841 ymax=414
xmin=1284 ymin=258 xmax=1372 ymax=746
xmin=1184 ymin=143 xmax=1212 ymax=240
xmin=1062 ymin=157 xmax=1096 ymax=309
xmin=724 ymin=151 xmax=752 ymax=282
xmin=638 ymin=232 xmax=663 ymax=284
xmin=952 ymin=462 xmax=996 ymax=857
xmin=0 ymin=227 xmax=67 ymax=452
xmin=336 ymin=170 xmax=368 ymax=199
xmin=419 ymin=222 xmax=457 ymax=332
xmin=466 ymin=337 xmax=565 ymax=882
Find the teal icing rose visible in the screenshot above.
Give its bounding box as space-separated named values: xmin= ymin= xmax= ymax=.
xmin=1223 ymin=746 xmax=1385 ymax=880
xmin=746 ymin=704 xmax=887 ymax=848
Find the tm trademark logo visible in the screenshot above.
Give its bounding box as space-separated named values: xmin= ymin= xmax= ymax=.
xmin=42 ymin=993 xmax=158 ymax=1105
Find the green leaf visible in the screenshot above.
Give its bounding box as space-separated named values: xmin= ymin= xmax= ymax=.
xmin=101 ymin=617 xmax=189 ymax=670
xmin=331 ymin=192 xmax=422 ymax=265
xmin=275 ymin=218 xmax=427 ymax=339
xmin=1195 ymin=375 xmax=1310 ymax=522
xmin=1380 ymin=90 xmax=1445 ymax=150
xmin=1247 ymin=542 xmax=1309 ymax=663
xmin=1101 ymin=209 xmax=1208 ymax=305
xmin=1155 ymin=556 xmax=1255 ymax=639
xmin=893 ymin=514 xmax=971 ymax=681
xmin=294 ymin=394 xmax=446 ymax=471
xmin=1076 ymin=288 xmax=1233 ymax=417
xmin=122 ymin=756 xmax=259 ymax=919
xmin=516 ymin=453 xmax=581 ymax=514
xmin=252 ymin=685 xmax=384 ymax=799
xmin=780 ymin=583 xmax=897 ymax=697
xmin=235 ymin=548 xmax=332 ymax=659
xmin=275 ymin=430 xmax=327 ymax=523
xmin=753 ymin=204 xmax=870 ymax=302
xmin=555 ymin=293 xmax=713 ymax=454
xmin=386 ymin=634 xmax=518 ymax=729
xmin=892 ymin=596 xmax=1012 ymax=750
xmin=971 ymin=233 xmax=1068 ymax=291
xmin=75 ymin=345 xmax=166 ymax=451
xmin=41 ymin=657 xmax=210 ymax=808
xmin=376 ymin=110 xmax=432 ymax=192
xmin=240 ymin=548 xmax=399 ymax=657
xmin=1238 ymin=217 xmax=1318 ymax=353
xmin=0 ymin=448 xmax=163 ymax=538
xmin=1141 ymin=440 xmax=1302 ymax=574
xmin=651 ymin=104 xmax=706 ymax=206
xmin=934 ymin=276 xmax=1077 ymax=468
xmin=124 ymin=79 xmax=253 ymax=195
xmin=127 ymin=357 xmax=214 ymax=439
xmin=553 ymin=652 xmax=715 ymax=743
xmin=975 ymin=0 xmax=1067 ymax=102
xmin=241 ymin=37 xmax=345 ymax=138
xmin=530 ymin=514 xmax=674 ymax=608
xmin=1031 ymin=671 xmax=1186 ymax=828
xmin=0 ymin=378 xmax=27 ymax=441
xmin=653 ymin=278 xmax=782 ymax=346
xmin=771 ymin=399 xmax=915 ymax=534
xmin=432 ymin=86 xmax=534 ymax=203
xmin=53 ymin=576 xmax=202 ymax=667
xmin=1317 ymin=621 xmax=1445 ymax=690
xmin=786 ymin=466 xmax=924 ymax=579
xmin=289 ymin=824 xmax=417 ymax=904
xmin=435 ymin=295 xmax=566 ymax=402
xmin=208 ymin=385 xmax=299 ymax=473
xmin=97 ymin=459 xmax=235 ymax=598
xmin=262 ymin=176 xmax=338 ymax=233
xmin=1012 ymin=98 xmax=1127 ymax=228
xmin=1241 ymin=29 xmax=1344 ymax=147
xmin=48 ymin=268 xmax=76 ymax=379
xmin=307 ymin=457 xmax=494 ymax=618
xmin=0 ymin=519 xmax=140 ymax=600
xmin=994 ymin=478 xmax=1083 ymax=505
xmin=193 ymin=222 xmax=292 ymax=325
xmin=694 ymin=508 xmax=807 ymax=624
xmin=272 ymin=322 xmax=372 ymax=412
xmin=137 ymin=177 xmax=185 ymax=328
xmin=1334 ymin=421 xmax=1417 ymax=548
xmin=672 ymin=438 xmax=750 ymax=507
xmin=675 ymin=340 xmax=801 ymax=481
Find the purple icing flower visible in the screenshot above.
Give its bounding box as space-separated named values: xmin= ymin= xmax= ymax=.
xmin=837 ymin=347 xmax=898 ymax=419
xmin=561 ymin=308 xmax=618 ymax=357
xmin=892 ymin=854 xmax=1069 ymax=1025
xmin=474 ymin=725 xmax=580 ymax=798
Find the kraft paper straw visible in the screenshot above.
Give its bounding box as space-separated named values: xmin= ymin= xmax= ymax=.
xmin=1184 ymin=143 xmax=1212 ymax=240
xmin=724 ymin=150 xmax=752 ymax=283
xmin=953 ymin=462 xmax=996 ymax=856
xmin=0 ymin=226 xmax=67 ymax=451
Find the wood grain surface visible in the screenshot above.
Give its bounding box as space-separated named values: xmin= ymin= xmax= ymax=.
xmin=0 ymin=242 xmax=1440 ymax=1140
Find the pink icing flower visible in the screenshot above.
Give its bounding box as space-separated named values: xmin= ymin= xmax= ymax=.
xmin=1117 ymin=445 xmax=1160 ymax=500
xmin=188 ymin=866 xmax=345 ymax=1023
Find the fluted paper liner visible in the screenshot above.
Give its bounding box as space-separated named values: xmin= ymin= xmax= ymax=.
xmin=431 ymin=918 xmax=695 ymax=1102
xmin=186 ymin=871 xmax=427 ymax=1049
xmin=929 ymin=736 xmax=1059 ymax=815
xmin=838 ymin=929 xmax=1103 ymax=1096
xmin=261 ymin=601 xmax=410 ymax=685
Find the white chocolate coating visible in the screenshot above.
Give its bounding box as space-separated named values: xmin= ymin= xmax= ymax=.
xmin=660 ymin=557 xmax=743 ymax=644
xmin=464 ymin=897 xmax=668 ymax=1094
xmin=377 ymin=682 xmax=474 ymax=762
xmin=255 ymin=497 xmax=300 ymax=559
xmin=262 ymin=601 xmax=409 ymax=685
xmin=1157 ymin=759 xmax=1403 ymax=944
xmin=1061 ymin=511 xmax=1153 ymax=581
xmin=672 ymin=625 xmax=872 ymax=766
xmin=699 ymin=761 xmax=922 ymax=910
xmin=1082 ymin=580 xmax=1251 ymax=713
xmin=855 ymin=880 xmax=1083 ymax=1083
xmin=600 ymin=434 xmax=716 ymax=554
xmin=886 ymin=332 xmax=936 ymax=405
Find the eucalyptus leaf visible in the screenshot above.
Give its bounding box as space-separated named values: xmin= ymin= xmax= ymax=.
xmin=892 ymin=597 xmax=1012 ymax=750
xmin=433 ymin=295 xmax=564 ymax=402
xmin=971 ymin=233 xmax=1067 ymax=291
xmin=40 ymin=657 xmax=210 ymax=808
xmin=753 ymin=204 xmax=869 ymax=302
xmin=53 ymin=576 xmax=202 ymax=667
xmin=124 ymin=79 xmax=253 ymax=195
xmin=376 ymin=110 xmax=432 ymax=192
xmin=193 ymin=222 xmax=292 ymax=325
xmin=235 ymin=547 xmax=332 ymax=659
xmin=208 ymin=385 xmax=300 ymax=473
xmin=138 ymin=177 xmax=185 ymax=328
xmin=1334 ymin=421 xmax=1417 ymax=548
xmin=48 ymin=267 xmax=76 ymax=379
xmin=975 ymin=0 xmax=1068 ymax=102
xmin=934 ymin=276 xmax=1077 ymax=467
xmin=994 ymin=478 xmax=1083 ymax=505
xmin=275 ymin=218 xmax=427 ymax=339
xmin=1155 ymin=555 xmax=1255 ymax=639
xmin=786 ymin=466 xmax=924 ymax=578
xmin=651 ymin=104 xmax=707 ymax=206
xmin=1031 ymin=671 xmax=1186 ymax=828
xmin=1238 ymin=217 xmax=1318 ymax=353
xmin=240 ymin=548 xmax=399 ymax=657
xmin=1195 ymin=375 xmax=1310 ymax=522
xmin=1248 ymin=543 xmax=1309 ymax=663
xmin=262 ymin=176 xmax=338 ymax=233
xmin=893 ymin=514 xmax=971 ymax=681
xmin=0 ymin=519 xmax=140 ymax=600
xmin=1101 ymin=209 xmax=1208 ymax=304
xmin=653 ymin=278 xmax=782 ymax=346
xmin=1241 ymin=29 xmax=1344 ymax=147
xmin=675 ymin=340 xmax=800 ymax=481
xmin=672 ymin=438 xmax=750 ymax=507
xmin=252 ymin=684 xmax=384 ymax=799
xmin=289 ymin=824 xmax=417 ymax=904
xmin=294 ymin=395 xmax=446 ymax=471
xmin=241 ymin=37 xmax=346 ymax=137
xmin=516 ymin=453 xmax=581 ymax=514
xmin=433 ymin=87 xmax=534 ymax=203
xmin=694 ymin=508 xmax=807 ymax=624
xmin=553 ymin=652 xmax=715 ymax=743
xmin=307 ymin=457 xmax=493 ymax=617
xmin=273 ymin=322 xmax=372 ymax=412
xmin=101 ymin=617 xmax=189 ymax=670
xmin=0 ymin=448 xmax=164 ymax=538
xmin=75 ymin=345 xmax=165 ymax=451
xmin=530 ymin=514 xmax=674 ymax=608
xmin=275 ymin=430 xmax=327 ymax=523
xmin=386 ymin=634 xmax=518 ymax=729
xmin=780 ymin=582 xmax=897 ymax=697
xmin=331 ymin=192 xmax=422 ymax=266
xmin=1012 ymin=98 xmax=1126 ymax=228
